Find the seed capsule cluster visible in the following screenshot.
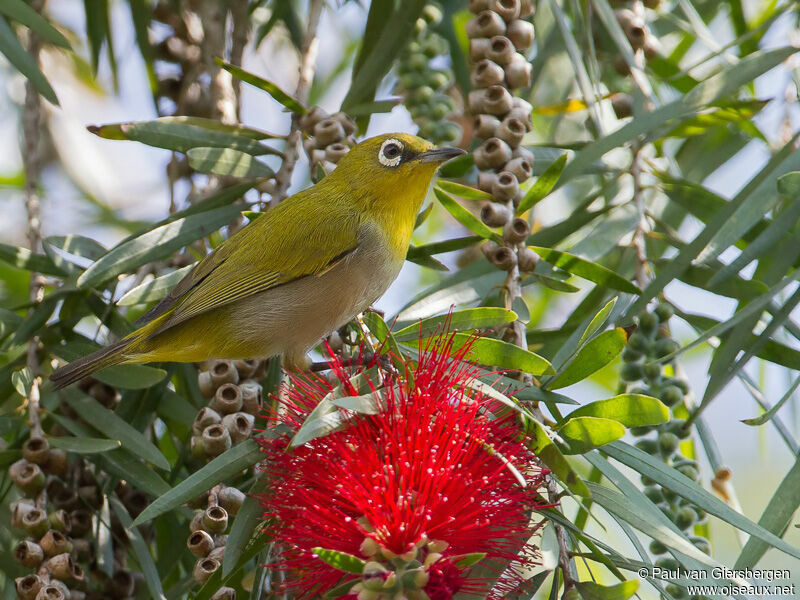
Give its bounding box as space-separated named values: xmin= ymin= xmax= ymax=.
xmin=188 ymin=360 xmax=265 ymax=597
xmin=299 ymin=108 xmax=357 ymax=181
xmin=466 ymin=0 xmax=538 ymax=276
xmin=607 ymin=2 xmax=662 ymax=119
xmin=185 ymin=484 xmax=243 ymax=597
xmin=394 ymin=3 xmax=461 ymax=145
xmin=621 ymin=304 xmax=711 ymax=599
xmin=10 ymin=380 xmax=148 ymax=600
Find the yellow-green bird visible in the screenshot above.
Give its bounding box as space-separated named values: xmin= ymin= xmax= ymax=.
xmin=50 ymin=133 xmax=463 ymax=388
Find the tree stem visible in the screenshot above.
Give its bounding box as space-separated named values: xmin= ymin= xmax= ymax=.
xmin=270 ymin=0 xmax=324 ymax=206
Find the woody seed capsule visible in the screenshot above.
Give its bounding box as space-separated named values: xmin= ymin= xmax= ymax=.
xmin=325 ymin=143 xmax=350 ymax=163
xmin=22 ymin=436 xmax=50 ymax=465
xmin=111 ymin=570 xmax=135 ymax=598
xmin=222 ymin=411 xmax=254 ymax=444
xmin=512 ymin=144 xmax=534 ymax=163
xmin=68 ymin=509 xmax=92 ymax=537
xmin=480 ymin=202 xmax=511 ymax=227
xmin=492 ymin=171 xmax=521 ymax=202
xmin=299 ymin=106 xmax=329 ymax=133
xmin=44 ymin=552 xmax=75 ymax=580
xmin=491 ymin=0 xmax=521 ymax=21
xmin=202 ymin=424 xmax=232 ymax=457
xmin=504 ymin=157 xmax=532 ymax=181
xmin=232 ymin=359 xmax=258 ymax=379
xmin=314 ymin=118 xmax=346 ymax=146
xmin=197 ymin=370 xmax=215 ymax=398
xmin=218 ymin=486 xmax=246 ymax=516
xmin=518 ymin=247 xmax=539 ymax=272
xmin=188 ymin=529 xmax=215 ymax=557
xmin=209 ymin=360 xmax=239 ymax=387
xmin=473 ymin=114 xmax=501 ymax=138
xmin=615 ymin=9 xmax=646 ymax=49
xmin=496 ymin=116 xmax=526 ymax=147
xmin=40 ymin=529 xmax=72 ymax=556
xmin=504 ymin=217 xmax=532 ymax=243
xmin=466 ymin=11 xmax=506 ymax=39
xmin=206 ymin=546 xmax=226 ymax=562
xmin=14 ymin=540 xmax=44 ymax=568
xmin=22 ymin=508 xmax=49 ymax=537
xmin=519 ymin=0 xmax=535 ymax=17
xmin=506 ymin=19 xmax=534 ymax=50
xmin=10 ymin=498 xmax=35 ymax=529
xmin=469 ymin=37 xmax=491 ymax=61
xmin=211 ymin=587 xmax=237 ymax=600
xmin=477 ymin=172 xmax=500 ymax=194
xmin=331 ymin=112 xmax=357 ymax=135
xmin=15 ymin=574 xmax=43 ymax=600
xmin=504 ymin=53 xmax=532 ymax=89
xmin=470 ymin=59 xmax=505 ymax=88
xmin=486 ymin=36 xmax=516 ymax=65
xmin=193 ymin=406 xmax=222 ymax=435
xmin=468 ymin=0 xmax=492 ymax=14
xmin=489 ymin=246 xmax=517 ymax=270
xmin=203 ymin=505 xmax=229 ymax=533
xmin=44 ymin=449 xmax=67 ymax=478
xmin=473 ymin=137 xmax=513 ymax=170
xmin=239 ymin=379 xmax=262 ymax=414
xmin=211 ymin=383 xmax=243 ymax=415
xmin=193 ymin=558 xmax=220 ymax=585
xmin=35 ymin=585 xmax=66 ymax=600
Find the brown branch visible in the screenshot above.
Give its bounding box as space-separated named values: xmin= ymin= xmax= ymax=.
xmin=229 ymin=0 xmax=250 ymax=120
xmin=22 ymin=1 xmax=45 ymax=437
xmin=198 ymin=0 xmax=238 ymax=124
xmin=269 ymin=0 xmax=324 ymax=207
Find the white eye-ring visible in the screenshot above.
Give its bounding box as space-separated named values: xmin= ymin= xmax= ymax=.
xmin=378 ymin=138 xmax=403 ymax=167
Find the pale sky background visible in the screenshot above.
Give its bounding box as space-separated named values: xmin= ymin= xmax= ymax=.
xmin=0 ymin=0 xmax=798 ymax=590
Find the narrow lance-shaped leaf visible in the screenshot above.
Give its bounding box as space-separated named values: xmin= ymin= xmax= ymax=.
xmin=77 ymin=203 xmax=246 ymax=288
xmin=0 ymin=16 xmax=58 ymax=104
xmin=131 ymin=439 xmax=262 ymax=527
xmin=312 ymin=548 xmax=367 ymax=574
xmin=187 ymin=147 xmax=275 ymax=178
xmin=0 ymin=0 xmax=71 ymax=48
xmin=216 ymin=58 xmax=306 ymax=114
xmin=516 ymin=154 xmax=568 ymax=214
xmin=526 ymin=418 xmax=590 ymax=497
xmin=393 ymin=308 xmax=517 ymax=342
xmin=529 ymin=247 xmax=641 ymax=295
xmin=434 ymin=188 xmax=503 ymax=243
xmin=549 ymin=328 xmax=627 ymax=389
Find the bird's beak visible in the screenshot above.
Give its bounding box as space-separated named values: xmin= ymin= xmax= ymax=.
xmin=417 ymin=147 xmax=466 ymax=164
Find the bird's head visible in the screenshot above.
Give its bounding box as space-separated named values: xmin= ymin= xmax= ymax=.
xmin=331 ymin=133 xmax=464 ymax=208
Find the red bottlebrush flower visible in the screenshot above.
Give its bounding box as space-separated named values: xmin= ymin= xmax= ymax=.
xmin=258 ymin=334 xmax=549 ymax=599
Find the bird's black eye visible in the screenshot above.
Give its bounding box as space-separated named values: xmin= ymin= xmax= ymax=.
xmin=378 ymin=138 xmax=404 ymax=167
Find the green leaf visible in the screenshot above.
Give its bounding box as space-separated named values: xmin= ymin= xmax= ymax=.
xmin=43 ymin=235 xmax=107 ymax=273
xmin=529 ymin=247 xmax=641 ymax=294
xmin=117 ymin=265 xmax=194 ymax=306
xmin=223 ymin=487 xmax=264 ymax=577
xmin=345 ymin=98 xmax=402 ymax=117
xmin=734 ymin=454 xmax=800 ymax=569
xmin=575 ymin=580 xmax=639 ymax=600
xmin=0 ymin=16 xmax=58 ymax=104
xmin=63 ymin=390 xmax=170 ymax=470
xmin=341 ymin=0 xmax=426 ymax=113
xmin=187 ymin=147 xmax=275 ymax=178
xmin=88 ymin=118 xmax=278 ymax=156
xmin=393 ymin=308 xmax=517 ymax=342
xmin=742 ymin=373 xmax=800 ymax=426
xmin=558 ymin=416 xmax=626 ymax=454
xmin=332 ymin=392 xmax=383 ymax=415
xmin=437 ymin=180 xmax=493 ymax=201
xmin=0 ymin=308 xmax=22 ymax=341
xmin=110 ymin=498 xmax=166 ymax=600
xmin=560 ymin=47 xmax=799 ymax=186
xmin=0 ymin=243 xmax=63 ymax=275
xmin=132 ymin=439 xmax=262 ymax=527
xmin=434 ymin=188 xmax=503 ymax=243
xmin=407 ymin=236 xmax=482 ymax=260
xmin=77 ymin=203 xmax=245 ymax=288
xmin=47 ymin=436 xmax=121 ymax=453
xmin=311 ymin=548 xmax=366 ymax=574
xmin=535 ymin=274 xmax=580 ymax=293
xmin=604 ymin=442 xmax=800 ymax=561
xmin=578 ymin=298 xmax=618 ymax=346
xmin=417 ymin=333 xmax=554 ymax=376
xmin=516 ymin=154 xmax=568 ymax=214
xmin=406 ymin=253 xmax=449 ymax=271
xmin=147 ymin=116 xmax=282 ymax=140
xmin=216 ymin=58 xmax=306 ymax=114
xmin=527 ymin=418 xmax=590 ymax=497
xmin=549 ymin=328 xmax=627 ymax=389
xmin=0 ymin=0 xmax=71 ymax=48
xmin=451 ymin=553 xmax=487 ymax=569
xmin=569 ymin=394 xmax=669 ymax=428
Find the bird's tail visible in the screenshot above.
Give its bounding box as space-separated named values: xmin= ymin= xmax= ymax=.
xmin=49 ymin=339 xmax=131 ymax=390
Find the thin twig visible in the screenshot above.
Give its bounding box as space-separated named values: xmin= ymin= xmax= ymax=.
xmin=22 ymin=1 xmax=45 ymax=437
xmin=229 ymin=0 xmax=250 ymax=119
xmin=630 ymin=141 xmax=649 ymax=288
xmin=270 ymin=0 xmax=324 ymax=206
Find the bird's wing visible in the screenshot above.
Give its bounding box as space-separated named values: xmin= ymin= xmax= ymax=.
xmin=140 ymin=189 xmax=361 ymax=338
